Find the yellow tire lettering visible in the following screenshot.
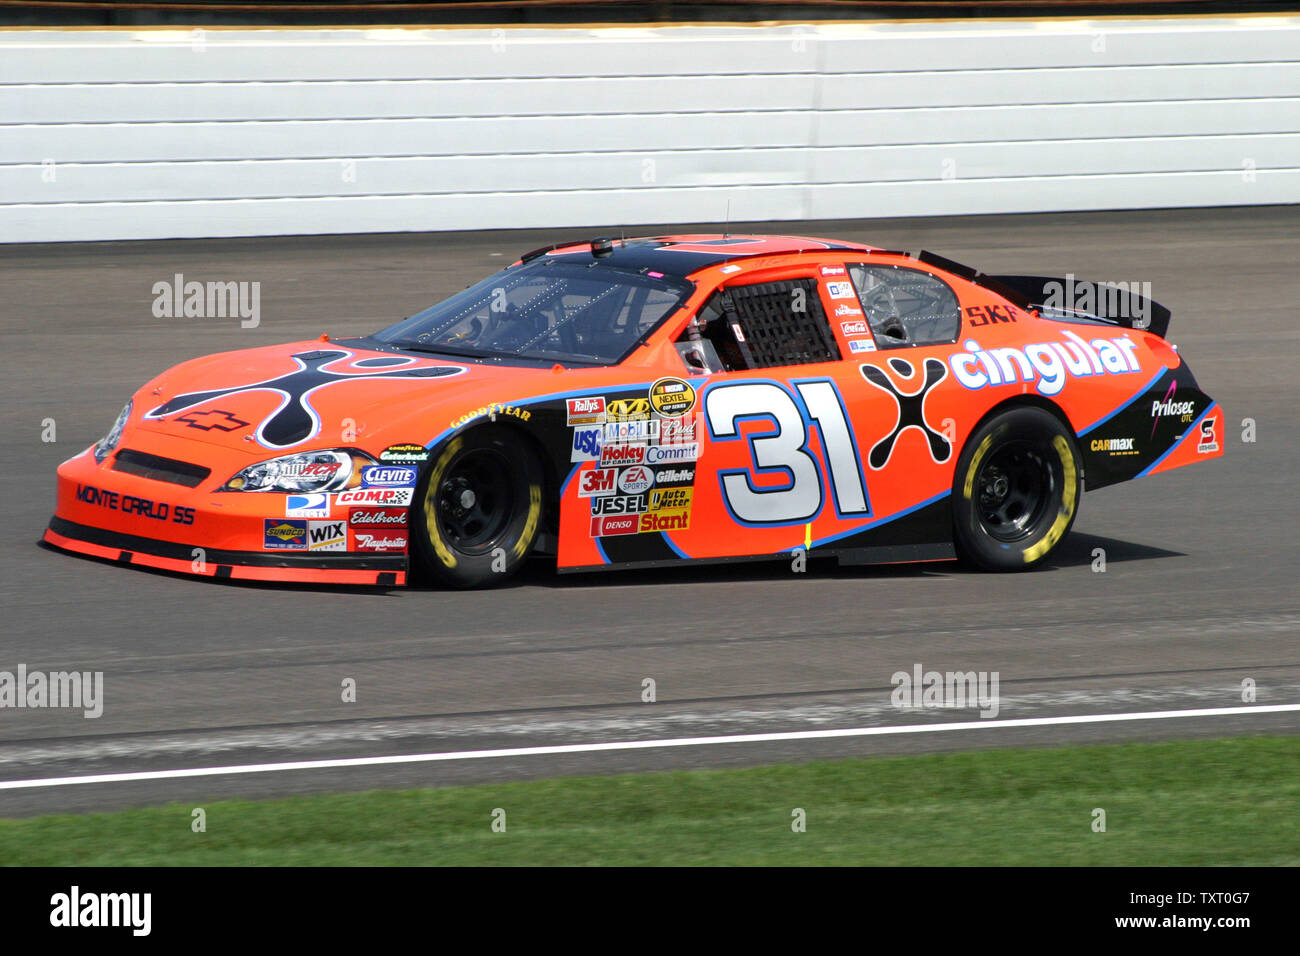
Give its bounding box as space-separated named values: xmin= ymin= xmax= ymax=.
xmin=1023 ymin=435 xmax=1078 ymax=564
xmin=963 ymin=433 xmax=995 ymax=501
xmin=424 ymin=437 xmax=462 ymax=569
xmin=513 ymin=484 xmax=542 ymax=562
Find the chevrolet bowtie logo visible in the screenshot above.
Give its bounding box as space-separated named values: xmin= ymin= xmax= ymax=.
xmin=174 ymin=409 xmax=250 ymax=432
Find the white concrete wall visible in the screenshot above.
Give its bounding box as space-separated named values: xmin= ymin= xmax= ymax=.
xmin=2 ymin=17 xmax=1297 ymax=242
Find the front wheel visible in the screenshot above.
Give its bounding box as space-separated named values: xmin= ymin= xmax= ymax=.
xmin=412 ymin=429 xmax=544 ymax=588
xmin=952 ymin=406 xmax=1081 ymax=571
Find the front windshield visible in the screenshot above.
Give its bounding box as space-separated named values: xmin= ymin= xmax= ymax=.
xmin=374 ymin=259 xmax=694 ymax=365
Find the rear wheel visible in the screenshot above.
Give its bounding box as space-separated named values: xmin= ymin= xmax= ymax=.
xmin=413 ymin=429 xmax=543 ymax=588
xmin=952 ymin=406 xmax=1080 ymax=571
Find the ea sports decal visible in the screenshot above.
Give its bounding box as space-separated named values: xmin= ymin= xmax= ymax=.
xmin=860 ymin=357 xmax=951 ymax=469
xmin=144 ymin=350 xmax=464 ymax=449
xmin=648 ymin=378 xmax=696 ymax=418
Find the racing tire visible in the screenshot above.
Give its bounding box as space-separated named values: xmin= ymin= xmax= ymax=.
xmin=951 ymin=406 xmax=1081 ymax=571
xmin=412 ymin=428 xmax=544 ymax=588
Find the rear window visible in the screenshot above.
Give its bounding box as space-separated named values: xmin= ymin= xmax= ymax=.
xmin=847 ymin=264 xmax=961 ymax=348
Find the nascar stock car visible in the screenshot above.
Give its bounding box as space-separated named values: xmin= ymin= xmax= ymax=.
xmin=46 ymin=234 xmax=1222 ymax=588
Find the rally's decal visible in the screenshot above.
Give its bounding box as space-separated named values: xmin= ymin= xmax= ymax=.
xmin=704 ymin=379 xmax=869 ymax=526
xmin=145 ymin=350 xmax=464 ymax=449
xmin=859 ymin=358 xmax=951 ymax=469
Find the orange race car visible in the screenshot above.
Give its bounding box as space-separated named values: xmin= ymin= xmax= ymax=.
xmin=45 ymin=234 xmax=1223 ymax=588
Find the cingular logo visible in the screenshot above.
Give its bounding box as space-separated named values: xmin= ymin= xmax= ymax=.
xmin=949 ymin=330 xmax=1141 ymax=396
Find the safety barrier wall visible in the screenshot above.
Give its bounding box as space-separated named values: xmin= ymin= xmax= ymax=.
xmin=1 ymin=16 xmax=1297 ymax=242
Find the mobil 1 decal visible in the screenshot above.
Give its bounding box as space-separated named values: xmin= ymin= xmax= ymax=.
xmin=703 ymin=378 xmax=870 ymax=526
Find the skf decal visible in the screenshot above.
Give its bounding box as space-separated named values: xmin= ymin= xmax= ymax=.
xmin=860 ymin=358 xmax=951 ymax=469
xmin=964 ymin=304 xmax=1018 ymax=327
xmin=145 ymin=350 xmax=463 ymax=449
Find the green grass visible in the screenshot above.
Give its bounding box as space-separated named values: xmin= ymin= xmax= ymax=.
xmin=2 ymin=735 xmax=1297 ymax=865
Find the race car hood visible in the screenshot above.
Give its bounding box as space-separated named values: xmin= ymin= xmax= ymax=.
xmin=127 ymin=339 xmax=552 ymax=458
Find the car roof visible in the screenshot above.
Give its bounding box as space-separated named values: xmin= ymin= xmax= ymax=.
xmin=521 ymin=234 xmax=876 ymax=278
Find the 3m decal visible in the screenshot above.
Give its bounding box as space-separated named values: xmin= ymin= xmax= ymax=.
xmin=578 ymin=467 xmax=618 ymax=498
xmin=705 ymin=380 xmax=869 ymax=525
xmin=144 ymin=350 xmax=463 ymax=449
xmin=860 ymin=358 xmax=951 ymax=469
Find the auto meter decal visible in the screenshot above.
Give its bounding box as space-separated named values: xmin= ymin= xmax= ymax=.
xmin=648 ymin=378 xmax=696 ymax=417
xmin=144 ymin=350 xmax=464 ymax=450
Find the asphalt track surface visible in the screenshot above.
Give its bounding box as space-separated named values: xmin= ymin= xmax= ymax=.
xmin=1 ymin=206 xmax=1297 ymax=817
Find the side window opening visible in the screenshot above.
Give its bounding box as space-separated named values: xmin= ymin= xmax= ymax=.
xmin=847 ymin=264 xmax=961 ymax=348
xmin=679 ymin=278 xmax=841 ymax=372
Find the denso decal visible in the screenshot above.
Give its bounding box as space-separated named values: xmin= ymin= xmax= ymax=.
xmin=590 ymin=514 xmax=639 ymax=537
xmin=570 ymin=425 xmax=603 ymax=462
xmin=617 ymin=465 xmax=655 ymax=495
xmin=348 ymin=507 xmax=408 ymax=528
xmin=361 ymin=465 xmax=417 ymax=487
xmin=566 ymin=396 xmax=607 ymax=425
xmin=578 ymin=467 xmax=618 ymax=498
xmin=307 ymin=519 xmax=347 ymax=551
xmin=350 ymin=531 xmax=408 ymax=552
xmin=644 ymin=442 xmax=699 ymax=464
xmin=75 ymin=484 xmax=195 ymax=525
xmin=334 ymin=487 xmax=413 ymax=506
xmin=600 ymin=442 xmax=646 ymax=467
xmin=949 ymin=332 xmax=1141 ymax=396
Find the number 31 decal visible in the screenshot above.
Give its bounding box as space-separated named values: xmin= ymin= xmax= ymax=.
xmin=705 ymin=380 xmax=869 ymax=525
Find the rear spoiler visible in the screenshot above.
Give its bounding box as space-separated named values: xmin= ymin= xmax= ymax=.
xmin=913 ymin=251 xmax=1171 ymax=339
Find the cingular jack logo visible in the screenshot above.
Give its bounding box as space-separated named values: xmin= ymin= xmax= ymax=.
xmin=949 ymin=330 xmax=1141 ymax=396
xmin=0 ymin=664 xmax=103 ymax=718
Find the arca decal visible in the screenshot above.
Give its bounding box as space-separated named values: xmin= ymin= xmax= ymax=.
xmin=145 ymin=349 xmax=465 ymax=449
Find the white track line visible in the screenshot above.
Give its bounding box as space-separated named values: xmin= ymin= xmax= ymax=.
xmin=2 ymin=703 xmax=1297 ymax=791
